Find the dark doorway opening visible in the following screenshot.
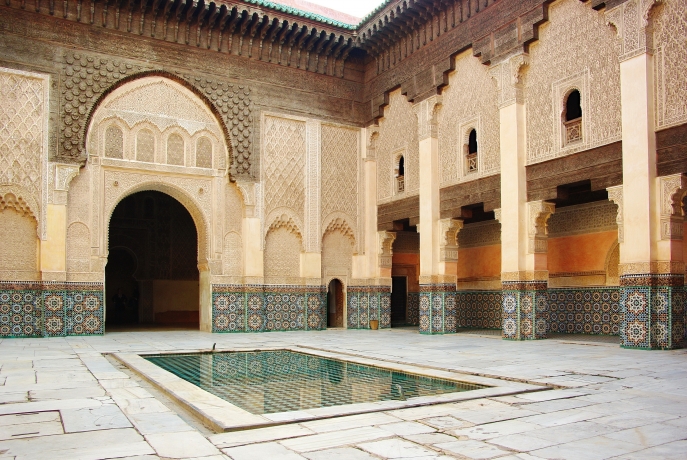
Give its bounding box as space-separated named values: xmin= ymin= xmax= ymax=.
xmin=106 ymin=191 xmax=199 ymax=330
xmin=327 ymin=279 xmax=344 ymax=328
xmin=391 ymin=276 xmax=407 ymax=326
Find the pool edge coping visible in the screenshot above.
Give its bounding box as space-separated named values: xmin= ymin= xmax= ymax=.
xmin=111 ymin=347 xmax=550 ymax=432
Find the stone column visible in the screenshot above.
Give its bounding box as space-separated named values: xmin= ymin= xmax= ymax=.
xmin=491 ymin=53 xmax=551 ymax=340
xmin=302 ymin=120 xmax=322 ymax=285
xmin=607 ymin=1 xmax=685 ymax=349
xmin=414 ymin=95 xmax=457 ymax=334
xmin=237 ymin=182 xmax=264 ymax=284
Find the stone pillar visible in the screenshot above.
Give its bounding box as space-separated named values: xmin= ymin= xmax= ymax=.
xmin=491 ymin=53 xmax=552 ymax=340
xmin=41 ymin=164 xmax=80 ymax=282
xmin=607 ymin=1 xmax=685 ymax=349
xmin=413 ymin=95 xmax=456 ymax=334
xmin=303 ymin=120 xmax=322 ymax=285
xmin=237 ymin=182 xmax=264 ymax=284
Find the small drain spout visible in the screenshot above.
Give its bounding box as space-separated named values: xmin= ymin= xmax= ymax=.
xmin=394 ymin=383 xmax=406 ymax=401
xmin=212 ymin=343 xmax=216 ymax=352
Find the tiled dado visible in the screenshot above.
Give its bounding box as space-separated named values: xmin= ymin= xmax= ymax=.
xmin=548 ymin=288 xmax=622 ymax=335
xmin=347 ymin=286 xmax=391 ymax=329
xmin=620 ymin=275 xmax=685 ymax=350
xmin=212 ymin=285 xmax=326 ymax=333
xmin=0 ymin=282 xmax=104 ymax=338
xmin=456 ymin=291 xmax=502 ymax=330
xmin=502 ymin=282 xmax=548 ymax=340
xmin=419 ymin=284 xmax=457 ymax=334
xmin=407 ymin=292 xmax=420 ymax=326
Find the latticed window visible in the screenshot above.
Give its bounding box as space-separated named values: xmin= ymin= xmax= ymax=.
xmin=564 ymin=90 xmax=582 ymax=145
xmin=466 ymin=129 xmax=478 ymax=173
xmin=396 ymin=155 xmax=405 ymax=193
xmin=104 ymin=125 xmax=123 ymax=159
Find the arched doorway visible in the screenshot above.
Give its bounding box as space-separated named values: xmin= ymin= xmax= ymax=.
xmin=327 ymin=279 xmax=344 ymax=328
xmin=106 ymin=191 xmax=199 ymax=330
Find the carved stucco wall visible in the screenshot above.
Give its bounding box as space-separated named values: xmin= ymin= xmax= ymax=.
xmin=262 ymin=115 xmax=306 ymax=231
xmin=0 ymin=67 xmax=49 ymax=239
xmin=548 ymin=200 xmax=619 ymax=238
xmin=223 ymin=184 xmax=244 ymax=277
xmin=58 ymin=51 xmax=254 ymax=178
xmin=0 ymin=208 xmax=39 ymax=281
xmin=264 ymin=227 xmax=302 ymax=284
xmin=322 ymin=230 xmax=354 ymax=283
xmin=439 ymin=51 xmax=500 ymax=186
xmin=90 ymin=77 xmax=226 ymax=170
xmin=525 ymin=0 xmax=622 ymax=165
xmin=321 ymin=124 xmax=359 ymax=250
xmin=377 ymin=90 xmax=419 ymax=203
xmin=66 ymin=222 xmax=90 ymax=274
xmin=654 ymin=0 xmax=687 ymax=129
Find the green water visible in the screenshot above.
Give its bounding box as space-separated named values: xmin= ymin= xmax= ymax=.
xmin=145 ymin=350 xmax=484 ymax=415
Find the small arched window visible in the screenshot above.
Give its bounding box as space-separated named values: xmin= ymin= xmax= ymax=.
xmin=104 ymin=125 xmax=123 ymax=159
xmin=196 ymin=137 xmax=213 ymax=168
xmin=466 ymin=129 xmax=478 ymax=173
xmin=395 ymin=155 xmax=405 ymax=193
xmin=563 ymin=90 xmax=582 ymax=145
xmin=167 ymin=134 xmax=185 ymax=166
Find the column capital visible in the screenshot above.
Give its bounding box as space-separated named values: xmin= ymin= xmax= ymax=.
xmin=606 ymin=0 xmax=661 ymax=62
xmin=439 ymin=218 xmax=463 ymax=263
xmin=489 ymin=53 xmax=529 ymax=108
xmin=50 ymin=163 xmax=80 ymax=206
xmin=658 ymin=173 xmax=687 ymax=241
xmin=413 ymin=95 xmax=442 ymax=141
xmin=527 ymin=200 xmax=555 ymax=254
xmin=607 ymin=185 xmax=624 ymax=243
xmin=377 ymin=230 xmax=396 ymax=269
xmin=365 ymin=127 xmax=380 ymax=162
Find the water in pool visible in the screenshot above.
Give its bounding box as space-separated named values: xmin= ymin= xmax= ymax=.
xmin=145 ymin=350 xmax=485 ymax=415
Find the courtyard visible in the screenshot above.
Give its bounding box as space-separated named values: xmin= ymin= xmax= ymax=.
xmin=0 ymin=328 xmax=685 ymax=459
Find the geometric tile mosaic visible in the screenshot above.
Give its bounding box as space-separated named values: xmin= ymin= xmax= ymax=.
xmin=212 ymin=284 xmax=326 ymax=333
xmin=548 ymin=288 xmax=621 ymax=336
xmin=346 ymin=286 xmax=391 ymax=329
xmin=620 ymin=274 xmax=685 ymax=350
xmin=0 ymin=282 xmax=104 ymax=337
xmin=456 ymin=291 xmax=502 ymax=330
xmin=419 ymin=284 xmax=457 ymax=335
xmin=502 ymin=282 xmax=548 ymax=341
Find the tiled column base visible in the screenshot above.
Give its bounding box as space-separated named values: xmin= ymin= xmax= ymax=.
xmin=620 ymin=275 xmax=685 ymax=350
xmin=346 ymin=286 xmax=391 ymax=329
xmin=0 ymin=281 xmax=105 ymax=337
xmin=212 ymin=285 xmax=327 ymax=333
xmin=419 ymin=284 xmax=457 ymax=334
xmin=502 ymin=281 xmax=548 ymax=340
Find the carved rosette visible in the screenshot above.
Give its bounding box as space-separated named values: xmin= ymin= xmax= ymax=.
xmin=489 ymin=53 xmax=529 ymax=108
xmin=527 ymin=201 xmax=555 ymax=254
xmin=414 ymin=95 xmax=442 ymax=141
xmin=378 ymin=231 xmax=397 ymax=270
xmin=439 ymin=218 xmax=463 ymax=263
xmin=659 ymin=174 xmax=686 ymax=241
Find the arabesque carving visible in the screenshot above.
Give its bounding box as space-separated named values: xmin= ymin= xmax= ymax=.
xmin=654 ymin=0 xmax=687 ymax=129
xmin=659 ymin=174 xmax=686 ymax=241
xmin=606 ymin=0 xmax=662 ymax=62
xmin=607 ymin=185 xmax=625 ymax=243
xmin=378 ymin=231 xmax=397 ymax=270
xmin=489 ymin=53 xmax=528 ymax=109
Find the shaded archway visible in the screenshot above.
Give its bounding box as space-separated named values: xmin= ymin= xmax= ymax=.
xmin=327 ymin=279 xmax=345 ymax=328
xmin=106 ymin=191 xmax=199 ymax=329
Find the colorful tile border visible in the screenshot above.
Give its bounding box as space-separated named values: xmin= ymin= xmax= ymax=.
xmin=346 ymin=285 xmax=391 ymax=329
xmin=620 ymin=274 xmax=685 ymax=350
xmin=212 ymin=285 xmax=326 ymax=333
xmin=502 ymin=281 xmax=548 ymax=340
xmin=406 ymin=292 xmax=420 ymax=326
xmin=419 ymin=284 xmax=457 ymax=335
xmin=548 ymin=288 xmax=622 ymax=336
xmin=0 ymin=281 xmax=104 ymax=337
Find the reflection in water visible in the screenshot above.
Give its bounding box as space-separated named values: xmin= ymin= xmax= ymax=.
xmin=146 ymin=350 xmax=484 ymax=415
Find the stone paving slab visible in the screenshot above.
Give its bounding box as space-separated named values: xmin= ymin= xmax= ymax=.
xmin=0 ymin=329 xmax=686 ymax=459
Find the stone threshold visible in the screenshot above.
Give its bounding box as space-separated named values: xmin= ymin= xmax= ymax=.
xmin=111 ymin=346 xmax=548 ymax=432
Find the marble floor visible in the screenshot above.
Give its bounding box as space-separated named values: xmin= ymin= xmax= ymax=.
xmin=0 ymin=328 xmax=685 ymax=459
